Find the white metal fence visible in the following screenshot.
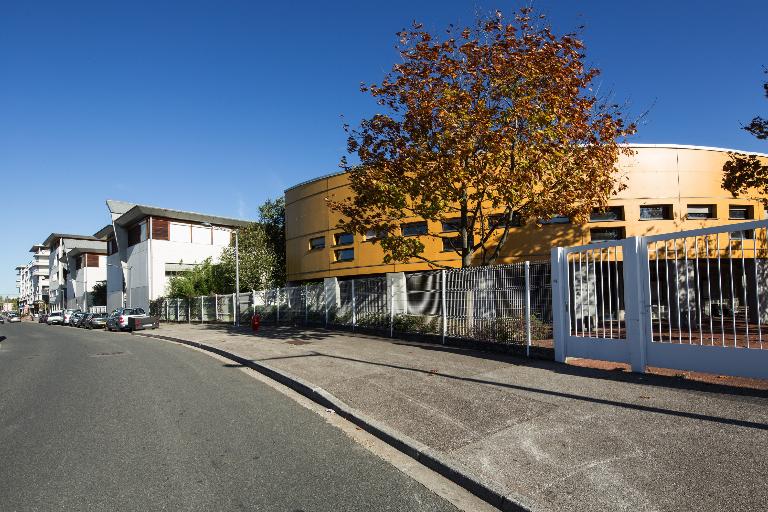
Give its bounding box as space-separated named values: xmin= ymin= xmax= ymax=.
xmin=153 ymin=262 xmax=553 ymax=352
xmin=552 ymin=219 xmax=768 ymax=379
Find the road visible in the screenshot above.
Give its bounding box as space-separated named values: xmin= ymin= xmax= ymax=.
xmin=0 ymin=322 xmax=458 ymax=512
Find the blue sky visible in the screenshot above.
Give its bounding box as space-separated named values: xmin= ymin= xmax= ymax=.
xmin=1 ymin=0 xmax=766 ymax=294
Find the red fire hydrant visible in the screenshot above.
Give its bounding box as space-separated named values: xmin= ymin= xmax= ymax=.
xmin=251 ymin=313 xmax=261 ymax=332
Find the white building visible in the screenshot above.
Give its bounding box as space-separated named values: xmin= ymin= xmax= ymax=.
xmin=42 ymin=233 xmax=107 ymax=311
xmin=103 ymin=200 xmax=251 ymax=312
xmin=14 ymin=245 xmax=50 ymax=314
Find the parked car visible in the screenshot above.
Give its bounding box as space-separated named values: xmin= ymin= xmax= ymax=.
xmin=0 ymin=314 xmax=4 ymax=324
xmin=106 ymin=308 xmax=157 ymax=332
xmin=38 ymin=313 xmax=48 ymax=323
xmin=7 ymin=313 xmax=21 ymax=323
xmin=85 ymin=313 xmax=108 ymax=330
xmin=47 ymin=311 xmax=64 ymax=325
xmin=70 ymin=311 xmax=86 ymax=327
xmin=62 ymin=309 xmax=81 ymax=326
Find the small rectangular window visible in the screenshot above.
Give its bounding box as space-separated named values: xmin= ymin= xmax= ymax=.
xmin=441 ymin=218 xmax=461 ymax=232
xmin=730 ymin=229 xmax=755 ymax=240
xmin=729 ymin=205 xmax=753 ymax=220
xmin=687 ymin=204 xmax=716 ymax=219
xmin=334 ymin=248 xmax=354 ymax=262
xmin=309 ymin=237 xmax=325 ymax=250
xmin=640 ymin=205 xmax=673 ymax=220
xmin=334 ymin=232 xmax=354 ymax=246
xmin=442 ymin=237 xmax=460 ymax=252
xmin=590 ymin=227 xmax=625 ymax=242
xmin=541 ymin=215 xmax=570 ymax=224
xmin=401 ymin=221 xmax=428 ymax=236
xmin=364 ymin=229 xmax=386 ymax=241
xmin=590 ymin=206 xmax=624 ymax=222
xmin=488 ymin=212 xmax=523 ymax=229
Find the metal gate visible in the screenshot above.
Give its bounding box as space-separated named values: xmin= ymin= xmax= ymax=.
xmin=552 ymin=219 xmax=768 ymax=379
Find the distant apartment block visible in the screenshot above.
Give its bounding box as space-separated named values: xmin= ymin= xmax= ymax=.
xmin=14 ymin=244 xmax=50 ymax=313
xmin=42 ymin=233 xmax=107 ymax=310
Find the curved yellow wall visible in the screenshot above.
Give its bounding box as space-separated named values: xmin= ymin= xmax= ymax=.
xmin=285 ymin=145 xmax=768 ymax=282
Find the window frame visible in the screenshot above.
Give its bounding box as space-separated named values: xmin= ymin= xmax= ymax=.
xmin=401 ymin=221 xmax=428 ymax=237
xmin=590 ymin=227 xmax=626 ymax=243
xmin=686 ymin=204 xmax=717 ymax=220
xmin=308 ymin=236 xmax=326 ymax=251
xmin=334 ymin=232 xmax=354 ymax=246
xmin=334 ymin=248 xmax=354 ymax=262
xmin=639 ymin=204 xmax=673 ymax=221
xmin=589 ymin=206 xmax=624 ymax=222
xmin=728 ymin=205 xmax=754 ymax=220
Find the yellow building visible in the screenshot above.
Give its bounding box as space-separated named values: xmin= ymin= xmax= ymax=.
xmin=285 ymin=145 xmax=768 ymax=283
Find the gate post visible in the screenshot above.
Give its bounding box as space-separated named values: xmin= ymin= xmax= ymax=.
xmin=524 ymin=261 xmax=532 ymax=357
xmin=551 ymin=247 xmax=568 ymax=363
xmin=623 ymin=237 xmax=650 ymax=373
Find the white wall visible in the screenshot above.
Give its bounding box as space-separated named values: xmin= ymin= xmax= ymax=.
xmin=126 ymin=240 xmax=150 ymax=312
xmin=149 ymin=238 xmax=229 ymax=300
xmin=106 ymin=253 xmax=124 ymax=312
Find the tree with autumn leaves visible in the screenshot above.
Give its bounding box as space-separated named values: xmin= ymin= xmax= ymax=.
xmin=331 ymin=8 xmax=635 ymax=267
xmin=722 ymin=69 xmax=768 ymax=204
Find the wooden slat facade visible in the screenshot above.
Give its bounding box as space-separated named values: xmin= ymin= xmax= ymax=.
xmin=151 ymin=217 xmax=170 ymax=241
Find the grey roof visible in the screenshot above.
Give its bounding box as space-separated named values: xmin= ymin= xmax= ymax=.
xmin=93 ymin=224 xmax=114 ymax=240
xmin=28 ymin=244 xmax=48 ymax=253
xmin=112 ymin=203 xmax=252 ymax=228
xmin=106 ymin=199 xmax=136 ymax=216
xmin=67 ymin=246 xmax=108 ymax=258
xmin=42 ymin=233 xmax=99 ymax=248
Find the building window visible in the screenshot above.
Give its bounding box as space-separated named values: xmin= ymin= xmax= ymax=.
xmin=401 ymin=221 xmax=428 ymax=236
xmin=334 ymin=248 xmax=354 ymax=262
xmin=364 ymin=229 xmax=386 ymax=241
xmin=687 ymin=204 xmax=716 ymax=219
xmin=730 ymin=229 xmax=755 ymax=240
xmin=442 ymin=237 xmax=460 ymax=252
xmin=590 ymin=206 xmax=624 ymax=222
xmin=334 ymin=232 xmax=354 ymax=246
xmin=488 ymin=212 xmax=523 ymax=229
xmin=309 ymin=237 xmax=325 ymax=250
xmin=541 ymin=215 xmax=570 ymax=224
xmin=729 ymin=205 xmax=753 ymax=220
xmin=640 ymin=205 xmax=673 ymax=220
xmin=590 ymin=227 xmax=625 ymax=242
xmin=441 ymin=218 xmax=461 ymax=232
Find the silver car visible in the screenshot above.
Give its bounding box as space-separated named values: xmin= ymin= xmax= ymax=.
xmin=106 ymin=308 xmax=149 ymax=332
xmin=47 ymin=311 xmax=64 ymax=325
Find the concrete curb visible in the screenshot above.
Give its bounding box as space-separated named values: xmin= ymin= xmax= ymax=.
xmin=133 ymin=331 xmax=534 ymax=512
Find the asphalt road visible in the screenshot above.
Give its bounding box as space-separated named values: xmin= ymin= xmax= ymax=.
xmin=0 ymin=322 xmax=457 ymax=512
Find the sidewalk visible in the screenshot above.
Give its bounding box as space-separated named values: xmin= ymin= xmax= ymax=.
xmin=137 ymin=323 xmax=768 ymax=512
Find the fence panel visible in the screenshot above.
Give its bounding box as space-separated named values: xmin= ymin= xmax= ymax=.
xmin=354 ymin=277 xmax=389 ymax=332
xmin=157 ymin=261 xmax=555 ymax=352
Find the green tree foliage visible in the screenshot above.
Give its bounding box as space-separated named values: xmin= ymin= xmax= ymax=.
xmin=91 ymin=280 xmax=107 ymax=306
xmin=165 ymin=198 xmax=286 ymax=297
xmin=331 ymin=8 xmax=635 ymax=267
xmin=723 ymin=69 xmax=768 ymax=205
